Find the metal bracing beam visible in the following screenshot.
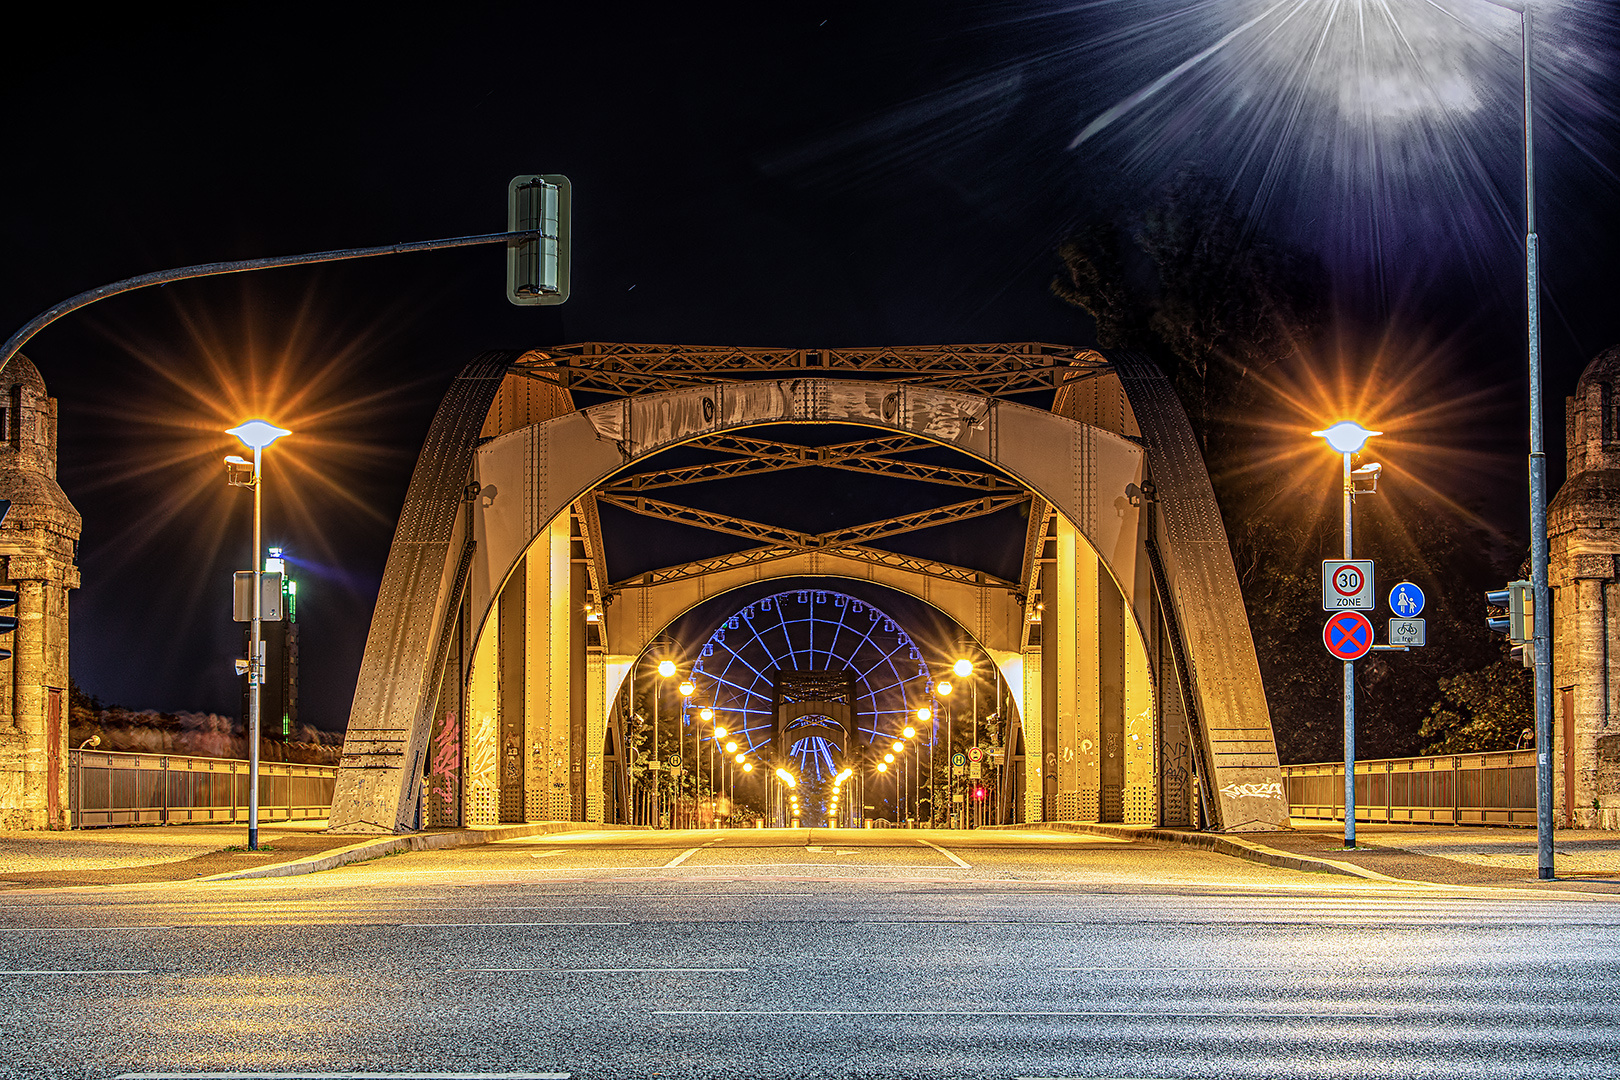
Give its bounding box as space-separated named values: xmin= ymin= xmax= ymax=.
xmin=508 ymin=342 xmax=1113 ymax=400
xmin=1018 ymin=498 xmax=1052 ymax=653
xmin=611 ymin=541 xmax=1018 ymax=592
xmin=603 ymin=432 xmax=1023 ymax=496
xmin=597 ymin=490 xmax=1028 ymax=551
xmin=573 ymin=496 xmax=609 ymax=600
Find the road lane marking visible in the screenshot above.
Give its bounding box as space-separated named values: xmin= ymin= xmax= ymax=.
xmin=529 ymin=851 xmax=565 ymax=859
xmin=916 ymin=838 xmax=972 ymax=869
xmin=654 ymin=1009 xmax=1397 ymax=1018
xmin=471 ymin=967 xmax=748 ymax=973
xmin=0 ymin=969 xmax=150 ymax=975
xmin=124 ymin=1075 xmax=571 ymax=1079
xmin=0 ymin=925 xmax=175 ymax=932
xmin=398 ymin=921 xmax=630 ymax=928
xmin=663 ymin=847 xmax=703 ymax=868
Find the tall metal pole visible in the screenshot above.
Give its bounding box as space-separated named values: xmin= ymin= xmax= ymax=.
xmin=1342 ymin=449 xmax=1357 ymax=849
xmin=652 ymin=672 xmax=660 ymax=829
xmin=1520 ymin=7 xmax=1554 ymax=882
xmin=247 ymin=445 xmax=263 ymax=852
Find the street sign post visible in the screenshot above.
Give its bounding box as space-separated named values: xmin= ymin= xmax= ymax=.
xmin=1323 ymin=611 xmax=1375 ymax=661
xmin=1389 ymin=582 xmax=1426 ymax=618
xmin=1389 ymin=618 xmax=1426 ymax=647
xmin=1322 ymin=560 xmax=1375 ymax=610
xmin=967 ymin=746 xmax=984 ymax=763
xmin=951 ymin=752 xmax=966 ymax=768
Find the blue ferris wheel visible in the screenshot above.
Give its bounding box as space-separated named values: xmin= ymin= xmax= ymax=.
xmin=691 ymin=589 xmax=931 ymax=780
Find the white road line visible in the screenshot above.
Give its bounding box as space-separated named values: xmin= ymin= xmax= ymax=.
xmin=114 ymin=1074 xmax=570 ymax=1079
xmin=916 ymin=838 xmax=972 ymax=869
xmin=472 ymin=967 xmax=748 ymax=973
xmin=663 ymin=846 xmax=703 ymax=868
xmin=399 ymin=921 xmax=630 ymax=928
xmin=0 ymin=925 xmax=174 ymax=932
xmin=654 ymin=1009 xmax=1397 ymax=1018
xmin=529 ymin=851 xmax=565 ymax=859
xmin=0 ymin=969 xmax=150 ymax=975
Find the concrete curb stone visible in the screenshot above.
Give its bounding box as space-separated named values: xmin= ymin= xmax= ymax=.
xmin=200 ymin=821 xmax=651 ymax=882
xmin=983 ymin=821 xmax=1408 ymax=882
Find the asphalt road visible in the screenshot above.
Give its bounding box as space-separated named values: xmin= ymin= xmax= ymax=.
xmin=1 ymin=827 xmax=1616 ymax=1079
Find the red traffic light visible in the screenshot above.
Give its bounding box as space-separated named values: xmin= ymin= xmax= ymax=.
xmin=972 ymin=786 xmax=987 ymax=800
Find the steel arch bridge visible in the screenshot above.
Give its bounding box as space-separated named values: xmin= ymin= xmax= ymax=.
xmin=327 ymin=343 xmax=1289 ymax=834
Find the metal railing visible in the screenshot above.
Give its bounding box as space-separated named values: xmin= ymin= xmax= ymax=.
xmin=1282 ymin=750 xmax=1537 ymax=826
xmin=70 ymin=750 xmax=338 ymax=829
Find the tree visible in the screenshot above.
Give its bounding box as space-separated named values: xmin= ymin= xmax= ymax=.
xmin=1419 ymin=660 xmax=1534 ymax=755
xmin=1052 ymin=178 xmax=1509 ymax=763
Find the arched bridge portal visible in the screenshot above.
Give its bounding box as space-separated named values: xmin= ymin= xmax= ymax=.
xmin=328 ymin=343 xmax=1288 ymax=834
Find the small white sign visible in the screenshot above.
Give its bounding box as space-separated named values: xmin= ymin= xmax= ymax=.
xmin=1323 ymin=560 xmax=1375 ymax=611
xmin=1389 ymin=618 xmax=1426 ymax=646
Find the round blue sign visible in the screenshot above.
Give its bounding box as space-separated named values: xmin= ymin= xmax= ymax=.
xmin=1389 ymin=582 xmax=1426 ymax=618
xmin=1323 ymin=611 xmax=1374 ymax=661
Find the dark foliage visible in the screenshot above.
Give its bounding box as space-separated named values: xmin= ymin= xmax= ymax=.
xmin=1053 ymin=177 xmax=1509 ymax=763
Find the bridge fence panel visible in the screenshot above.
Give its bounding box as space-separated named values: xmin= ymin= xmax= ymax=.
xmin=1282 ymin=750 xmax=1537 ymax=826
xmin=69 ymin=751 xmax=338 ymax=829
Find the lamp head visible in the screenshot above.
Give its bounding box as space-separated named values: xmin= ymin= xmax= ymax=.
xmin=952 ymin=658 xmax=972 ymax=678
xmin=937 ymin=680 xmax=953 ymax=697
xmin=1312 ymin=421 xmax=1381 ymax=454
xmin=742 ymin=762 xmax=753 ymax=772
xmin=725 ymin=740 xmax=739 ymax=754
xmin=227 ymin=420 xmax=291 ymax=450
xmin=915 ymin=706 xmax=932 ymax=723
xmin=657 ymin=659 xmax=677 ymax=678
xmin=678 ymin=679 xmax=696 ymax=697
xmin=701 ymin=709 xmax=715 ymax=723
xmin=903 ymin=725 xmax=916 ymax=739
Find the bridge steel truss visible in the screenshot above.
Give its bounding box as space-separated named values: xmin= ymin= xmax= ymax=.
xmin=327 ymin=343 xmax=1287 ymax=834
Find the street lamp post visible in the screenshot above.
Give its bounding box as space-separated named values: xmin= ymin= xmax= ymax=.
xmin=1313 ymin=421 xmax=1380 ymax=849
xmin=1476 ymin=0 xmax=1552 ymax=881
xmin=226 ymin=419 xmax=291 ymax=853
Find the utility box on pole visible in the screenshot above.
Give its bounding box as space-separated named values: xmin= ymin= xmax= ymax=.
xmin=507 ymin=174 xmax=571 ymax=305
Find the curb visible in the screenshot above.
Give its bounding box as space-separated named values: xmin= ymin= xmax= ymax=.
xmin=200 ymin=822 xmax=647 ymax=882
xmin=983 ymin=822 xmax=1405 ymax=882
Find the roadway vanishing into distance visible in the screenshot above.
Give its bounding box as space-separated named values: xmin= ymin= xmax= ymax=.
xmin=2 ymin=828 xmax=1617 ymax=1079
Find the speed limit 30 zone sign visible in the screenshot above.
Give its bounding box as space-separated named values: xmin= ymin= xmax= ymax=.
xmin=1322 ymin=560 xmax=1375 ymax=611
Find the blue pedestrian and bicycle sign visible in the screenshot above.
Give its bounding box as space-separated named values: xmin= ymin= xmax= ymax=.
xmin=1323 ymin=610 xmax=1374 ymax=661
xmin=1389 ymin=581 xmax=1426 ymax=618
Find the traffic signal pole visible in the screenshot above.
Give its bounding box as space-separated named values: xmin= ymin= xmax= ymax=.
xmin=0 ymin=230 xmax=545 ymax=378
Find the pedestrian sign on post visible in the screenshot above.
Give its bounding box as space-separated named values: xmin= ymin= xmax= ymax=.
xmin=1323 ymin=610 xmax=1375 ymax=660
xmin=1389 ymin=582 xmax=1426 ymax=618
xmin=1322 ymin=560 xmax=1375 ymax=610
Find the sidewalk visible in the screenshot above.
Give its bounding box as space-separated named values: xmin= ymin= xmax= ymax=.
xmin=0 ymin=821 xmax=355 ymax=889
xmin=0 ymin=820 xmax=633 ymax=890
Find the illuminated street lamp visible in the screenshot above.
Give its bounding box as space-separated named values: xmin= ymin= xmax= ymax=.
xmin=1313 ymin=421 xmax=1381 ymax=849
xmin=226 ymin=418 xmax=290 ymax=852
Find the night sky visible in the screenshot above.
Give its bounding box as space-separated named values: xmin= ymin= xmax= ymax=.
xmin=3 ymin=3 xmax=1617 ymax=730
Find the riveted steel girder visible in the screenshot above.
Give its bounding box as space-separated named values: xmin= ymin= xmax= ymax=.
xmin=596 ymin=490 xmax=1028 ymax=551
xmin=604 ymin=432 xmax=1024 ymax=495
xmin=510 ymin=341 xmax=1112 ymax=399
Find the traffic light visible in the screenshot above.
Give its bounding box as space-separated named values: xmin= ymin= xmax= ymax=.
xmin=506 ymin=174 xmax=571 ymax=306
xmin=972 ymin=786 xmax=987 ymax=801
xmin=1486 ymin=579 xmax=1532 ymax=667
xmin=0 ymin=499 xmax=11 ymax=661
xmin=0 ymin=587 xmax=14 ymax=662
